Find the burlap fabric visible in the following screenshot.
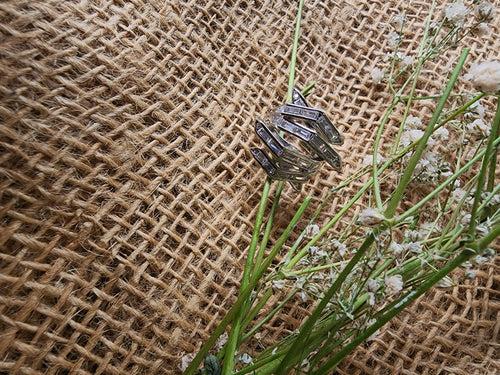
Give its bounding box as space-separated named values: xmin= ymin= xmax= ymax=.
xmin=0 ymin=0 xmax=498 ymax=374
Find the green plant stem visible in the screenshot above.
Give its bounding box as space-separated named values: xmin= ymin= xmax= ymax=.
xmin=385 ymin=48 xmax=470 ymax=219
xmin=184 ymin=196 xmax=309 ymax=374
xmin=397 ymin=137 xmax=500 ymax=222
xmin=311 ymin=225 xmax=498 ymax=375
xmin=223 ymin=181 xmax=271 ymax=373
xmin=468 ymin=97 xmax=500 ymax=236
xmin=487 ymin=98 xmax=500 ymax=192
xmin=276 ymin=233 xmax=376 ymax=374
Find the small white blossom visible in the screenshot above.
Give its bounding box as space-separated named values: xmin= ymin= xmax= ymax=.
xmin=465 ymin=269 xmax=477 ymax=279
xmin=475 ymin=22 xmax=490 ymax=36
xmin=461 ymin=213 xmax=471 ymax=226
xmin=367 ymin=292 xmax=376 ymax=306
xmin=405 ymin=229 xmax=424 ymax=242
xmin=475 ymin=1 xmax=495 ymax=21
xmin=362 ymin=153 xmax=385 ymax=167
xmin=444 ymin=1 xmax=469 ymax=26
xmin=215 ymin=332 xmax=229 ymax=351
xmin=401 ymin=54 xmax=414 ymax=67
xmin=358 ymin=208 xmax=385 ymax=227
xmin=391 ymin=13 xmax=406 ymax=29
xmin=299 ymin=290 xmax=309 ymax=303
xmin=452 ymin=188 xmax=467 ymax=202
xmin=179 ymin=353 xmax=194 ymax=372
xmin=466 ymin=118 xmax=491 ymax=138
xmin=331 ymin=239 xmax=347 ymax=256
xmin=367 ymin=279 xmax=380 ymax=292
xmin=389 ymin=242 xmax=404 ymax=255
xmin=404 ymin=241 xmax=423 ymax=254
xmin=401 ymin=129 xmax=425 ymax=147
xmin=305 ymin=224 xmax=320 ymax=237
xmin=465 ymin=60 xmax=500 ymax=94
xmin=474 ymin=255 xmax=488 ymax=266
xmin=385 ymin=275 xmax=404 ymax=294
xmin=370 ymin=67 xmax=385 ymax=84
xmin=436 ymin=276 xmax=454 ymax=288
xmin=272 ymin=279 xmax=286 ymax=290
xmin=433 ymin=127 xmax=449 ymax=141
xmin=238 ymin=353 xmax=253 ymax=365
xmin=405 ymin=115 xmax=424 ymax=130
xmin=387 ymin=31 xmax=401 ymax=47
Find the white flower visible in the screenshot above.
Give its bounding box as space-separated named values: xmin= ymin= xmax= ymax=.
xmin=404 ymin=241 xmax=423 ymax=254
xmin=358 ymin=208 xmax=385 ymax=227
xmin=179 ymin=353 xmax=194 ymax=372
xmin=461 ymin=213 xmax=471 ymax=226
xmin=475 ymin=22 xmax=490 ymax=36
xmin=401 ymin=54 xmax=414 ymax=67
xmin=466 ymin=118 xmax=491 ymax=138
xmin=272 ymin=280 xmax=286 ymax=290
xmin=367 ymin=292 xmax=376 ymax=306
xmin=370 ymin=67 xmax=385 ymax=84
xmin=474 ymin=255 xmax=488 ymax=265
xmin=475 ymin=1 xmax=495 ymax=21
xmin=465 ymin=269 xmax=477 ymax=279
xmin=444 ymin=1 xmax=469 ymax=25
xmin=389 ymin=242 xmax=404 ymax=255
xmin=305 ymin=224 xmax=320 ymax=237
xmin=436 ymin=276 xmax=454 ymax=288
xmin=362 ymin=153 xmax=385 ymax=167
xmin=299 ymin=290 xmax=308 ymax=302
xmin=401 ymin=129 xmax=425 ymax=147
xmin=464 ymin=61 xmax=500 ymax=94
xmin=433 ymin=127 xmax=449 ymax=141
xmin=215 ymin=332 xmax=229 ymax=350
xmin=391 ymin=13 xmax=406 ymax=29
xmin=387 ymin=31 xmax=401 ymax=47
xmin=405 ymin=115 xmax=424 ymax=130
xmin=405 ymin=229 xmax=423 ymax=242
xmin=385 ymin=275 xmax=404 ymax=294
xmin=367 ymin=279 xmax=380 ymax=292
xmin=331 ymin=239 xmax=347 ymax=256
xmin=238 ymin=353 xmax=253 ymax=365
xmin=451 ymin=188 xmax=467 ymax=202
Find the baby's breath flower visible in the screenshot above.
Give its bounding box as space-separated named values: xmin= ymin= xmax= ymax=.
xmin=404 ymin=241 xmax=422 ymax=254
xmin=465 ymin=269 xmax=477 ymax=279
xmin=385 ymin=275 xmax=404 ymax=294
xmin=272 ymin=279 xmax=286 ymax=290
xmin=475 ymin=1 xmax=495 ymax=21
xmin=367 ymin=279 xmax=380 ymax=292
xmin=401 ymin=129 xmax=430 ymax=147
xmin=331 ymin=239 xmax=347 ymax=256
xmin=387 ymin=31 xmax=401 ymax=47
xmin=466 ymin=118 xmax=491 ymax=138
xmin=404 ymin=115 xmax=424 ymax=130
xmin=404 ymin=229 xmax=423 ymax=242
xmin=474 ymin=255 xmax=488 ymax=266
xmin=433 ymin=127 xmax=449 ymax=141
xmin=215 ymin=332 xmax=229 ymax=350
xmin=436 ymin=276 xmax=454 ymax=288
xmin=370 ymin=67 xmax=385 ymax=84
xmin=461 ymin=213 xmax=471 ymax=226
xmin=305 ymin=223 xmax=320 ymax=237
xmin=362 ymin=153 xmax=385 ymax=167
xmin=367 ymin=292 xmax=376 ymax=306
xmin=358 ymin=208 xmax=385 ymax=227
xmin=465 ymin=60 xmax=500 ymax=94
xmin=238 ymin=353 xmax=253 ymax=365
xmin=391 ymin=13 xmax=406 ymax=29
xmin=389 ymin=242 xmax=404 ymax=255
xmin=179 ymin=353 xmax=194 ymax=372
xmin=444 ymin=1 xmax=469 ymax=26
xmin=474 ymin=22 xmax=490 ymax=37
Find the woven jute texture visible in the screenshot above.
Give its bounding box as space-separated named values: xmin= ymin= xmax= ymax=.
xmin=0 ymin=0 xmax=498 ymax=374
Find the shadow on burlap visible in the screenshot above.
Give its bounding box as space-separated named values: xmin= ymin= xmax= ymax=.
xmin=0 ymin=0 xmax=498 ymax=374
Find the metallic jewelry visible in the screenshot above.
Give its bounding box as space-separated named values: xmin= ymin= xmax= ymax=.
xmin=251 ymin=87 xmax=343 ymax=188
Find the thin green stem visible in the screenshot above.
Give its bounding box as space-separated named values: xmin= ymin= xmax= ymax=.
xmin=385 ymin=48 xmax=470 ymax=219
xmin=468 ymin=98 xmax=500 ymax=236
xmin=223 ymin=181 xmax=271 ymax=373
xmin=276 ymin=233 xmax=376 ymax=374
xmin=486 ymin=95 xmax=499 ymax=192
